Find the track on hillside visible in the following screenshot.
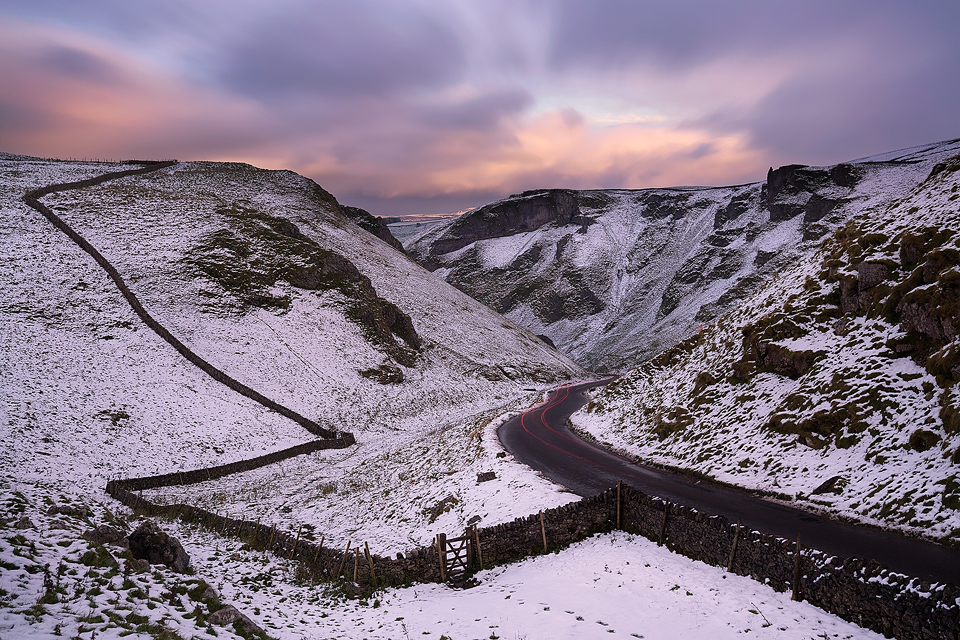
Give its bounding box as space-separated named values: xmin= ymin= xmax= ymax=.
xmin=499 ymin=380 xmax=960 ymax=585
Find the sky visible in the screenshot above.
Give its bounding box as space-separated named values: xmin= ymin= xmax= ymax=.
xmin=0 ymin=1 xmax=957 ymax=216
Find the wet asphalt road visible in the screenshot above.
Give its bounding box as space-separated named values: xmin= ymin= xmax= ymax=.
xmin=499 ymin=379 xmax=960 ymax=585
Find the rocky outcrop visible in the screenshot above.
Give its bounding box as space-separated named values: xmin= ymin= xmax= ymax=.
xmin=714 ymin=188 xmax=757 ymax=229
xmin=407 ymin=141 xmax=959 ymax=371
xmin=755 ymin=343 xmax=822 ymax=379
xmin=188 ymin=205 xmax=421 ymax=366
xmin=429 ymin=189 xmax=581 ymax=257
xmin=341 ymin=205 xmax=404 ymax=252
xmin=207 ymin=605 xmax=265 ymax=636
xmin=128 ymin=520 xmax=190 ymax=573
xmin=765 ymin=163 xmax=862 ymax=223
xmin=82 ymin=524 xmax=128 ymax=547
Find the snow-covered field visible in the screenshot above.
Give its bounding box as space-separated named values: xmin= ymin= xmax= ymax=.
xmin=573 ymin=152 xmax=960 ymax=541
xmin=1 ymin=154 xmax=583 ymax=508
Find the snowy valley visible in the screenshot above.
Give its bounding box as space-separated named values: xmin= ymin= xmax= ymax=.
xmin=2 ymin=141 xmax=958 ymax=639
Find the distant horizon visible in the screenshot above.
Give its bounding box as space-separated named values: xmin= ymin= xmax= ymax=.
xmin=5 ymin=131 xmax=959 ymax=217
xmin=0 ymin=0 xmax=960 ymax=216
xmin=3 ymin=1 xmax=957 ymax=215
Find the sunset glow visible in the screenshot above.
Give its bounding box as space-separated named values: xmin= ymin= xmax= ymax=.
xmin=1 ymin=1 xmax=957 ymax=214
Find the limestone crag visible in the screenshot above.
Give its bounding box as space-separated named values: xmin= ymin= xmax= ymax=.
xmin=408 ymin=139 xmax=960 ymax=370
xmin=426 ymin=189 xmax=582 ymax=260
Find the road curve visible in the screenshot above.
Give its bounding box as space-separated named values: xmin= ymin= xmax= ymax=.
xmin=499 ymin=379 xmax=960 ymax=585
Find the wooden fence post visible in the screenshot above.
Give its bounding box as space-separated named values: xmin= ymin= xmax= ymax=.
xmin=268 ymin=523 xmax=276 ymax=550
xmin=353 ymin=547 xmax=359 ymax=583
xmin=237 ymin=513 xmax=245 ymax=537
xmin=658 ymin=504 xmax=669 ymax=546
xmin=792 ymin=534 xmax=802 ymax=602
xmin=364 ymin=542 xmax=376 ymax=584
xmin=288 ymin=525 xmax=302 ymax=559
xmin=726 ymin=520 xmax=741 ymax=572
xmin=616 ymin=480 xmax=622 ymax=530
xmin=474 ymin=526 xmax=483 ymax=570
xmin=221 ymin=514 xmax=229 ymax=534
xmin=315 ymin=536 xmax=324 ymax=563
xmin=436 ymin=534 xmax=447 ymax=583
xmin=337 ymin=541 xmax=351 ymax=578
xmin=539 ymin=511 xmax=547 ymax=553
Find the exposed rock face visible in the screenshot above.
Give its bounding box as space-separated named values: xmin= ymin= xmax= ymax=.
xmin=128 ymin=520 xmax=190 ymax=573
xmin=714 ymin=190 xmax=754 ymax=228
xmin=765 ymin=163 xmax=862 ymax=223
xmin=341 ymin=205 xmax=405 ymax=252
xmin=755 ymin=343 xmax=823 ymax=379
xmin=47 ymin=504 xmax=91 ymax=520
xmin=856 ymin=261 xmax=889 ymax=290
xmin=186 ymin=205 xmax=421 ymax=366
xmin=429 ymin=189 xmax=581 ymax=257
xmin=408 ymin=142 xmax=959 ymax=371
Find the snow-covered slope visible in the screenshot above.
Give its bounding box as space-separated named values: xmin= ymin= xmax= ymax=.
xmin=1 ymin=156 xmax=588 ymax=539
xmin=407 ymin=139 xmax=960 ymax=371
xmin=572 ymin=151 xmax=960 ymax=542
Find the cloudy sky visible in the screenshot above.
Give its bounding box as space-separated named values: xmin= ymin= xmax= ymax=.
xmin=1 ymin=1 xmax=957 ymax=215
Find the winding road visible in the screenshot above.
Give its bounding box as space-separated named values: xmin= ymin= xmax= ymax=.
xmin=499 ymin=379 xmax=960 ymax=585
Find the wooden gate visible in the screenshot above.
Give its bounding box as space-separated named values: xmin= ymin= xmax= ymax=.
xmin=437 ymin=532 xmax=473 ymax=583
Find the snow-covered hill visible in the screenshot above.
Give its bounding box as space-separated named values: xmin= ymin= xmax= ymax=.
xmin=407 ymin=139 xmax=960 ymax=371
xmin=572 ymin=151 xmax=960 ymax=542
xmin=0 ymin=155 xmax=599 ymax=639
xmin=0 ymin=155 xmax=590 ymax=544
xmin=0 ymin=152 xmax=923 ymax=640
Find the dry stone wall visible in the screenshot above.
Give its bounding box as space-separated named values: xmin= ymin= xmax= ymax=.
xmin=110 ymin=436 xmax=355 ymax=492
xmin=23 ymin=162 xmax=346 ymax=440
xmin=107 ymin=462 xmax=959 ymax=640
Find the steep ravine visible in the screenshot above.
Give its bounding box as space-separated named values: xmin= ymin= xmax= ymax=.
xmin=408 ymin=138 xmax=960 ymax=371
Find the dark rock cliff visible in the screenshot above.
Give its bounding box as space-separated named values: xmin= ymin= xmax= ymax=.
xmin=407 ymin=140 xmax=960 ymax=371
xmin=429 ymin=189 xmax=581 ymax=258
xmin=342 ymin=205 xmax=405 ymax=252
xmin=765 ymin=163 xmax=864 ymax=225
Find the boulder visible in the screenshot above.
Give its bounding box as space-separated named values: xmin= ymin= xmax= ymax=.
xmin=83 ymin=524 xmax=128 ymax=547
xmin=14 ymin=517 xmax=35 ymax=530
xmin=200 ymin=584 xmax=220 ymax=604
xmin=207 ymin=604 xmax=264 ymax=636
xmin=857 ymin=261 xmax=889 ymax=290
xmin=47 ymin=504 xmax=91 ymax=520
xmin=128 ymin=520 xmax=190 ymax=573
xmin=812 ymin=475 xmax=845 ymax=495
xmin=476 ymin=471 xmax=496 ymax=483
